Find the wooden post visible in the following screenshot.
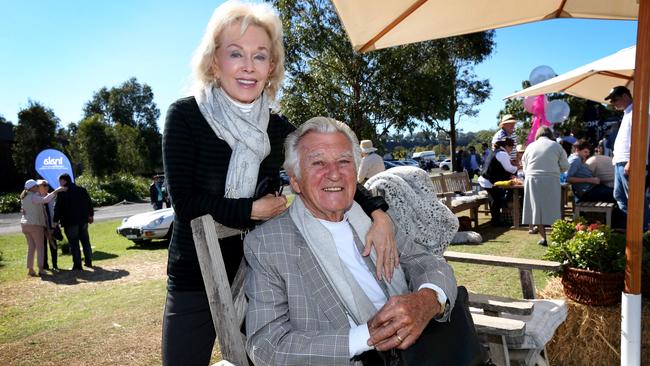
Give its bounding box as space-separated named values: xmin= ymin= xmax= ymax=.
xmin=625 ymin=0 xmax=650 ymax=297
xmin=191 ymin=215 xmax=249 ymax=366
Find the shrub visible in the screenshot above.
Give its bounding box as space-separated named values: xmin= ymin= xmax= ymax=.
xmin=0 ymin=193 xmax=21 ymax=213
xmin=545 ymin=219 xmax=637 ymax=273
xmin=75 ymin=174 xmax=149 ymax=207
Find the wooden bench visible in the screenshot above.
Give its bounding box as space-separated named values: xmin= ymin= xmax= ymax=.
xmin=444 ymin=251 xmax=563 ymax=366
xmin=573 ymin=201 xmax=615 ymax=226
xmin=430 ymin=171 xmax=488 ymax=228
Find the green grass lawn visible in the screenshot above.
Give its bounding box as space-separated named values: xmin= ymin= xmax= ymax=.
xmin=0 ymin=214 xmax=552 ymax=365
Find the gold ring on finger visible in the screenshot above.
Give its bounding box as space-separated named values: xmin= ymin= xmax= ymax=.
xmin=395 ymin=334 xmax=403 ymax=343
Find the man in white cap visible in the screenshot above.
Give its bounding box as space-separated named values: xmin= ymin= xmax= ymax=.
xmin=357 ymin=139 xmax=385 ymax=184
xmin=492 ymin=114 xmax=518 ymax=161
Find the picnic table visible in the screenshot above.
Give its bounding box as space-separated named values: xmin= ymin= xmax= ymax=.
xmin=504 ymin=183 xmax=571 ymax=229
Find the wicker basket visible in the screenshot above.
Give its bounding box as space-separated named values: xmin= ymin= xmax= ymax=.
xmin=561 ymin=267 xmax=624 ymax=306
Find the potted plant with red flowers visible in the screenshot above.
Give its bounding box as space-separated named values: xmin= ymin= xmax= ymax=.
xmin=544 ymin=219 xmax=629 ymax=306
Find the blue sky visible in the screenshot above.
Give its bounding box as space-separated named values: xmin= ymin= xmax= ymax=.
xmin=0 ymin=1 xmax=639 ymax=133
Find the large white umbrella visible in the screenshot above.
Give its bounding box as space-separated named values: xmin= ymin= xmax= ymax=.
xmin=332 ymin=0 xmax=638 ymax=53
xmin=332 ymin=1 xmax=648 ymax=365
xmin=505 ymin=45 xmax=635 ymax=103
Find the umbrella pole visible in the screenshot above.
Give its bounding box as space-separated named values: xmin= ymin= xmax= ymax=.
xmin=621 ymin=1 xmax=650 ymax=365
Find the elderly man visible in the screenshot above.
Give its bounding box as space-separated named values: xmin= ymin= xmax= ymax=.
xmin=492 ymin=114 xmax=518 ymax=162
xmin=245 ymin=117 xmax=481 ymax=366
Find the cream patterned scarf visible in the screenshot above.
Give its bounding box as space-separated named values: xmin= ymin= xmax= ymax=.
xmin=195 ymin=84 xmax=271 ymax=198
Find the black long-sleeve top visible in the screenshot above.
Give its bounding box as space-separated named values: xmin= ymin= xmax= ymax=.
xmin=163 ymin=97 xmax=388 ymax=292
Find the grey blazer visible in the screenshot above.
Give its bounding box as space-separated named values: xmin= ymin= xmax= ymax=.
xmin=244 ymin=210 xmax=457 ymax=366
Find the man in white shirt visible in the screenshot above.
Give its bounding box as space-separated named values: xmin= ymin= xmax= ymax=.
xmin=606 ymin=86 xmax=649 ymax=228
xmin=245 ymin=117 xmax=481 ymax=366
xmin=357 ymin=140 xmax=385 ymax=184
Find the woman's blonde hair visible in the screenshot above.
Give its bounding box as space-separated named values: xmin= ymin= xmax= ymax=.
xmin=191 ymin=0 xmax=285 ymax=101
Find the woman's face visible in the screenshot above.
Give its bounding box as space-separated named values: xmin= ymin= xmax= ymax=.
xmin=213 ymin=23 xmax=274 ymax=104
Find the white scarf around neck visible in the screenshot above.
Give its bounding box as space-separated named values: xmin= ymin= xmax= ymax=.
xmin=195 ymin=84 xmax=271 ymax=198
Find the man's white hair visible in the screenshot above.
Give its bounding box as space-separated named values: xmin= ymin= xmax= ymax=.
xmin=283 ymin=117 xmax=361 ymax=180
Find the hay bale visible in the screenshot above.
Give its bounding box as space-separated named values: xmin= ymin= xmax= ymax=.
xmin=538 ymin=277 xmax=650 ymax=365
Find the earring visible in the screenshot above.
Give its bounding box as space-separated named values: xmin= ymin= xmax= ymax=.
xmin=265 ymin=80 xmax=271 ymax=89
xmin=214 ymin=77 xmax=221 ymax=88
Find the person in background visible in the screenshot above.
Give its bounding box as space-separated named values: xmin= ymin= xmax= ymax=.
xmin=160 ymin=2 xmax=397 ymax=364
xmin=606 ymin=85 xmax=650 ymax=228
xmin=53 ymin=173 xmax=95 ymax=271
xmin=481 ymin=142 xmax=491 ymax=169
xmin=566 ymin=140 xmax=616 ymax=203
xmin=357 ymin=139 xmax=385 ymax=184
xmin=515 ymin=144 xmax=526 ymax=167
xmin=20 ymin=179 xmax=64 ymax=276
xmin=150 ymin=175 xmax=166 ymax=210
xmin=585 ymin=144 xmax=615 ymax=188
xmin=521 ymin=127 xmax=569 ymax=246
xmin=454 ymin=148 xmax=465 ymax=173
xmin=463 ymin=146 xmax=481 ymax=180
xmin=479 ymin=138 xmax=518 ymax=226
xmin=38 ymin=180 xmax=58 ymax=270
xmin=492 ymin=114 xmax=518 ymax=163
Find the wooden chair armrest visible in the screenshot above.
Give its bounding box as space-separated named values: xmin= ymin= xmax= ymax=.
xmin=471 ymin=313 xmax=526 ymax=337
xmin=468 ymin=292 xmax=534 ymax=316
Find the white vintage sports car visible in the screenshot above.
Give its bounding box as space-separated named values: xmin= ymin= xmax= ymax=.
xmin=116 ymin=208 xmax=174 ymax=244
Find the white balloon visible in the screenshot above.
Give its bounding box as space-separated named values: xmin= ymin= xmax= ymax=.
xmin=529 ymin=65 xmax=556 ymax=86
xmin=545 ymin=100 xmax=571 ymax=123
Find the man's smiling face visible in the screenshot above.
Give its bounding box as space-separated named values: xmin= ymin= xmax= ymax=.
xmin=289 ymin=131 xmax=357 ymax=221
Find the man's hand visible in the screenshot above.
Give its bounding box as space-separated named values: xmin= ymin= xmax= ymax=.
xmin=88 ymin=216 xmax=94 ymax=224
xmin=624 ymin=161 xmax=630 ymax=176
xmin=367 ymin=289 xmax=441 ymax=351
xmin=590 ymin=177 xmax=601 ymax=185
xmin=363 ymin=209 xmax=398 ymax=282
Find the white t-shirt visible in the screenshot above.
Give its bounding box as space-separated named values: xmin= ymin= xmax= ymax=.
xmin=612 ymin=103 xmax=650 ymax=165
xmin=318 ymin=217 xmax=446 ymax=358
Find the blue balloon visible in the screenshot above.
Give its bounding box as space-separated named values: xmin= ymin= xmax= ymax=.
xmin=34 ymin=149 xmax=74 ymax=189
xmin=545 ymin=100 xmax=571 ymax=124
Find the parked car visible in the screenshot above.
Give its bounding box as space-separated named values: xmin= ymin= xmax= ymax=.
xmin=439 ymin=159 xmax=453 ymax=170
xmin=400 ymin=159 xmax=420 ymax=167
xmin=384 ymin=160 xmax=400 ymax=169
xmin=116 ymin=208 xmax=174 ymax=244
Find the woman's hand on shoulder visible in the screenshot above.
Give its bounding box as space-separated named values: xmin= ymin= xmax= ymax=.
xmin=364 ymin=209 xmax=398 ymax=282
xmin=251 ymin=194 xmax=288 ymax=221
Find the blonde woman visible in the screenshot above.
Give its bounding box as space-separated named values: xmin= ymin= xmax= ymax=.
xmin=20 ymin=179 xmax=64 ymax=276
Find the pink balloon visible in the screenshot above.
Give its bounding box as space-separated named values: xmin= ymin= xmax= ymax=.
xmin=523 ymin=96 xmax=536 ymax=114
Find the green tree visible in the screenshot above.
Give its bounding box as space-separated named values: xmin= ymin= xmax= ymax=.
xmin=83 ymin=77 xmax=162 ymax=172
xmin=12 ymin=101 xmax=60 ymax=175
xmin=113 ymin=124 xmax=145 ymax=174
xmin=76 ymin=115 xmax=117 ymax=177
xmin=273 ymin=0 xmax=442 ymax=142
xmin=413 ymin=34 xmax=495 ymax=171
xmin=392 ymin=146 xmax=407 ymax=159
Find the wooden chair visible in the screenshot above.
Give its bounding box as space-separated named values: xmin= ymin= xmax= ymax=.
xmin=191 ymin=214 xmax=250 ymax=366
xmin=444 ymin=251 xmax=565 ymax=366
